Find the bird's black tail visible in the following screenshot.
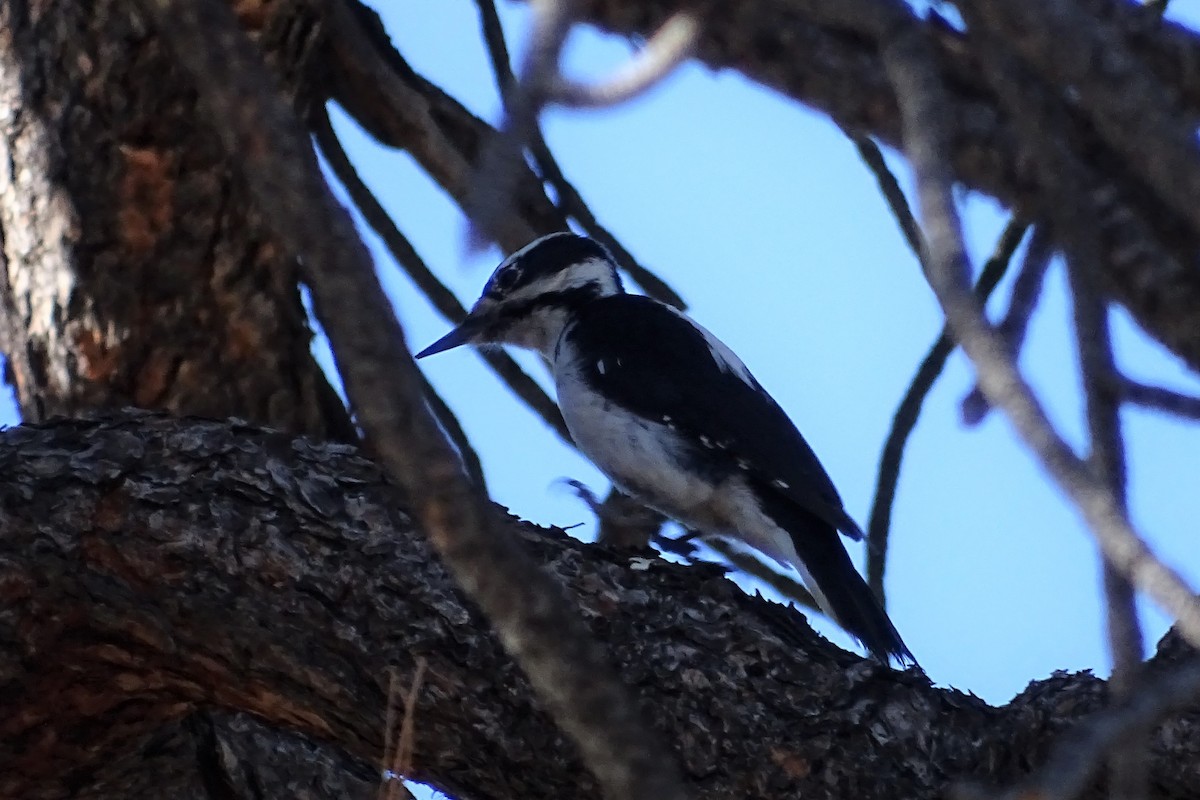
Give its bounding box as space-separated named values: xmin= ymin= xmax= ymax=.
xmin=755 ymin=488 xmax=916 ymax=666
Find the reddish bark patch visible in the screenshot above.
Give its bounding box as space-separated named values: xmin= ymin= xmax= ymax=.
xmin=117 ymin=145 xmax=174 ymax=257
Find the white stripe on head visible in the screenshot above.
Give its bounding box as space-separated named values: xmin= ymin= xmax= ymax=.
xmin=504 ymin=255 xmax=620 ymax=304
xmin=486 ymin=233 xmax=622 ymax=303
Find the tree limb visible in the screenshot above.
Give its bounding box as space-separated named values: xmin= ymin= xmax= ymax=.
xmin=2 ymin=413 xmax=1200 ymax=800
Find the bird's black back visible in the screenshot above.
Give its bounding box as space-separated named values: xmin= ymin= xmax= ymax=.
xmin=564 ymin=294 xmax=853 ymax=534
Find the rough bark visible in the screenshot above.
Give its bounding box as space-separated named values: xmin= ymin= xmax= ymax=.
xmin=0 ymin=0 xmax=353 ymax=440
xmin=1 ymin=412 xmax=1199 ymax=800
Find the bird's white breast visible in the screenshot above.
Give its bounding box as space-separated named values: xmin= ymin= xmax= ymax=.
xmin=554 ymin=347 xmax=719 ymax=527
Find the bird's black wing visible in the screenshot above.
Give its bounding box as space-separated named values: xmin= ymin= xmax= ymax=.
xmin=566 ymin=294 xmax=864 ymax=540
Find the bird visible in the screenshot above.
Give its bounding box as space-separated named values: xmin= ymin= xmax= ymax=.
xmin=416 ymin=232 xmax=915 ymax=666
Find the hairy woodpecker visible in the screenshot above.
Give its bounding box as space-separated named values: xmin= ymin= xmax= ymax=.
xmin=417 ymin=232 xmax=915 ymax=665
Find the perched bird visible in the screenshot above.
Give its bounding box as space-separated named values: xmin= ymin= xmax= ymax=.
xmin=417 ymin=232 xmax=915 ymax=665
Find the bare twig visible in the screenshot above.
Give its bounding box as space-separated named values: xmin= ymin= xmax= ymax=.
xmin=472 ymin=0 xmax=687 ymax=308
xmin=549 ymin=12 xmax=700 ymax=108
xmin=468 ymin=1 xmax=699 ymax=252
xmin=1122 ymin=379 xmax=1200 ymax=419
xmin=142 ymin=3 xmax=691 ymax=799
xmin=847 ymin=132 xmax=926 ymax=265
xmin=378 ymin=663 xmax=423 ymax=800
xmin=970 ymin=23 xmax=1150 ymax=793
xmin=960 ymin=225 xmax=1054 ymax=425
xmin=377 ymin=669 xmax=403 ymax=800
xmin=866 ymin=217 xmax=1027 ymax=603
xmin=418 ymin=369 xmax=488 ymax=491
xmin=466 ymin=0 xmax=578 ymax=250
xmin=393 ymin=658 xmax=429 ymax=782
xmin=311 ymin=107 xmax=572 ymax=446
xmin=878 ymin=7 xmax=1200 ymax=647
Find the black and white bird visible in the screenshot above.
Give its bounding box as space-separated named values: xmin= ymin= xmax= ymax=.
xmin=417 ymin=232 xmax=915 ymax=665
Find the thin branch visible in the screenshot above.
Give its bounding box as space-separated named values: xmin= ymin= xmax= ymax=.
xmin=310 ymin=107 xmax=572 ymax=446
xmin=472 ymin=0 xmax=687 ymax=308
xmin=866 ymin=216 xmax=1027 ymax=603
xmin=847 ymin=132 xmax=926 ymax=265
xmin=960 ymin=225 xmax=1054 ymax=425
xmin=377 ymin=668 xmax=402 ymax=800
xmin=878 ymin=6 xmax=1200 ymax=647
xmin=466 ymin=0 xmax=578 ymax=250
xmin=468 ymin=1 xmax=699 ymax=254
xmin=140 ymin=3 xmax=690 ymax=799
xmin=549 ymin=12 xmax=700 ymax=108
xmin=969 ymin=22 xmax=1152 ymax=790
xmin=418 ymin=369 xmax=488 ymax=491
xmin=324 ymin=1 xmax=549 ymax=253
xmin=1062 ymin=163 xmax=1147 ymax=800
xmin=1122 ymin=379 xmax=1200 ymax=419
xmin=394 ymin=657 xmax=429 ymax=781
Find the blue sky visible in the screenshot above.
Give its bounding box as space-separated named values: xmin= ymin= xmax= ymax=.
xmin=329 ymin=2 xmax=1200 ymax=705
xmin=5 ymin=2 xmax=1199 ymax=711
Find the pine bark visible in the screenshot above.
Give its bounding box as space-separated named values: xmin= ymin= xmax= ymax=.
xmin=0 ymin=412 xmax=1198 ymax=800
xmin=0 ymin=0 xmax=352 ymax=440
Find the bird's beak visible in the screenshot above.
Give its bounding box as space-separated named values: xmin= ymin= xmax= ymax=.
xmin=415 ymin=312 xmax=489 ymax=359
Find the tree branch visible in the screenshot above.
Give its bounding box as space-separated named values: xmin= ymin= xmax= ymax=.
xmin=471 ymin=0 xmax=688 ymax=308
xmin=866 ymin=216 xmax=1027 ymax=603
xmin=310 ymin=107 xmax=572 ymax=446
xmin=138 ymin=3 xmax=689 ymax=799
xmin=3 ymin=413 xmax=1200 ymax=800
xmin=880 ymin=4 xmax=1200 ymax=649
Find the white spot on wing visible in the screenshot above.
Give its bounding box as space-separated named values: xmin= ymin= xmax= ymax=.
xmin=597 ymin=359 xmax=607 ymax=375
xmin=664 ymin=305 xmax=757 ymax=385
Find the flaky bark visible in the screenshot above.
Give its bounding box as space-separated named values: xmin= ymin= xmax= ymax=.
xmin=0 ymin=0 xmax=352 ymax=440
xmin=1 ymin=412 xmax=1198 ymax=800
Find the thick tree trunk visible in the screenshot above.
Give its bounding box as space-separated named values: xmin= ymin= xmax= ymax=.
xmin=1 ymin=412 xmax=1198 ymax=800
xmin=0 ymin=0 xmax=353 ymax=440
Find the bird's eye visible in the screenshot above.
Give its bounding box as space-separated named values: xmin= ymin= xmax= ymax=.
xmin=490 ymin=268 xmax=519 ymax=295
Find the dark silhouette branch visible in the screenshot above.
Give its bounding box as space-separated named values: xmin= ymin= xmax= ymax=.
xmin=866 ymin=217 xmax=1026 ymax=603
xmin=846 ymin=133 xmax=926 ymax=265
xmin=1121 ymin=380 xmax=1200 ymax=419
xmin=961 ymin=226 xmax=1055 ymax=425
xmin=472 ymin=0 xmax=687 ymax=308
xmin=882 ymin=4 xmax=1200 ymax=647
xmin=310 ymin=106 xmax=572 ymax=447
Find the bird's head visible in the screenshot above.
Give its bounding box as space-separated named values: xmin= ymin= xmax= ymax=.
xmin=416 ymin=232 xmax=624 ymax=359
